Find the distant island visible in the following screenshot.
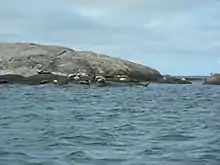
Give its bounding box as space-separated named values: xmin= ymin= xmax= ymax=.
xmin=0 ymin=42 xmax=216 ymax=86
xmin=171 ymin=76 xmax=208 ymax=81
xmin=203 ymin=73 xmax=220 ymax=85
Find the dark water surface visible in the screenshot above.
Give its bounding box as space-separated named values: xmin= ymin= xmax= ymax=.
xmin=0 ymin=83 xmax=220 ymax=165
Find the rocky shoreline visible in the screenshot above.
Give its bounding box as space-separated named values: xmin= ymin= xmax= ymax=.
xmin=0 ymin=42 xmax=217 ymax=86
xmin=0 ymin=72 xmax=192 ymax=87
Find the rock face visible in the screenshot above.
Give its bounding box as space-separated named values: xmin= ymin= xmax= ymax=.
xmin=203 ymin=75 xmax=220 ymax=85
xmin=0 ymin=42 xmax=162 ymax=81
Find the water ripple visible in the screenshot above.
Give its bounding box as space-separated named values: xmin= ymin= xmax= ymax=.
xmin=0 ymin=83 xmax=220 ymax=165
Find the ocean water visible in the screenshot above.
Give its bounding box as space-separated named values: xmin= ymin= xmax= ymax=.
xmin=0 ymin=82 xmax=220 ymax=165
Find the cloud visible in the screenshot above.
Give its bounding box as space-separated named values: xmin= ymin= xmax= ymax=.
xmin=0 ymin=0 xmax=220 ymax=75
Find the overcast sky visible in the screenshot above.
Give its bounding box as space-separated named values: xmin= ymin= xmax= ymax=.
xmin=1 ymin=0 xmax=220 ymax=75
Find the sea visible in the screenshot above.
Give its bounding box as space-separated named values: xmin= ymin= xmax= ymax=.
xmin=0 ymin=81 xmax=220 ymax=165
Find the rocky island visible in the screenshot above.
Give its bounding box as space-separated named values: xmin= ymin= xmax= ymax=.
xmin=0 ymin=42 xmax=191 ymax=86
xmin=203 ymin=73 xmax=220 ymax=85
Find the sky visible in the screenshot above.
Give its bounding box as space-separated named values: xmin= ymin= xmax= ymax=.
xmin=0 ymin=0 xmax=220 ymax=76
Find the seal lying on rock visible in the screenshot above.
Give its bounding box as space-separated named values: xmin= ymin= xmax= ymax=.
xmin=53 ymin=80 xmax=58 ymax=84
xmin=37 ymin=70 xmax=52 ymax=75
xmin=136 ymin=81 xmax=150 ymax=86
xmin=39 ymin=80 xmax=48 ymax=85
xmin=79 ymin=80 xmax=91 ymax=85
xmin=96 ymin=76 xmax=106 ymax=84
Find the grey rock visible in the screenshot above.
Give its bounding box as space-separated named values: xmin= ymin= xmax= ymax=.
xmin=0 ymin=42 xmax=162 ymax=81
xmin=0 ymin=74 xmax=26 ymax=84
xmin=203 ymin=75 xmax=220 ymax=85
xmin=25 ymin=74 xmax=68 ymax=85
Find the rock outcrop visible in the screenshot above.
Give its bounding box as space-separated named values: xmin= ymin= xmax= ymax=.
xmin=203 ymin=74 xmax=220 ymax=85
xmin=158 ymin=75 xmax=192 ymax=84
xmin=0 ymin=42 xmax=162 ymax=84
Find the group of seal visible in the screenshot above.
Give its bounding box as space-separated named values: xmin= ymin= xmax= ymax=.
xmin=37 ymin=70 xmax=107 ymax=86
xmin=0 ymin=69 xmax=150 ymax=87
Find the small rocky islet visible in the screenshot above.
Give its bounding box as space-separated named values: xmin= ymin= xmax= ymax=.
xmin=203 ymin=73 xmax=220 ymax=85
xmin=0 ymin=42 xmax=215 ymax=86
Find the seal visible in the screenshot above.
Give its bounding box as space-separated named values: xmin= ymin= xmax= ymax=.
xmin=53 ymin=79 xmax=58 ymax=84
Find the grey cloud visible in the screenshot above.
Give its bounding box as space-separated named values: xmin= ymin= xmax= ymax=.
xmin=74 ymin=0 xmax=216 ymax=12
xmin=37 ymin=11 xmax=104 ymax=31
xmin=0 ymin=0 xmax=220 ymax=72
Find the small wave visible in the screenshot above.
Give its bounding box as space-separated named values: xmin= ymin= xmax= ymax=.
xmin=102 ymin=113 xmax=121 ymax=119
xmin=19 ymin=105 xmax=35 ymax=109
xmin=111 ymin=123 xmax=137 ymax=131
xmin=47 ymin=141 xmax=73 ymax=148
xmin=100 ymin=131 xmax=117 ymax=139
xmin=45 ymin=106 xmax=55 ymax=110
xmin=65 ymin=151 xmax=89 ymax=160
xmin=0 ymin=121 xmax=10 ymax=127
xmin=71 ymin=113 xmax=87 ymax=120
xmin=108 ymin=141 xmax=133 ymax=147
xmin=184 ymin=102 xmax=199 ymax=109
xmin=162 ymin=97 xmax=176 ymax=102
xmin=0 ymin=150 xmax=30 ymax=159
xmin=65 ymin=151 xmax=129 ymax=163
xmin=22 ymin=113 xmax=40 ymax=119
xmin=40 ymin=127 xmax=56 ymax=136
xmin=155 ymin=133 xmax=196 ymax=141
xmin=0 ymin=115 xmax=12 ymax=120
xmin=63 ymin=135 xmax=91 ymax=141
xmin=0 ymin=96 xmax=6 ymax=100
xmin=91 ymin=157 xmax=129 ymax=163
xmin=138 ymin=148 xmax=163 ymax=155
xmin=62 ymin=134 xmax=110 ymax=146
xmin=83 ymin=141 xmax=109 ymax=146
